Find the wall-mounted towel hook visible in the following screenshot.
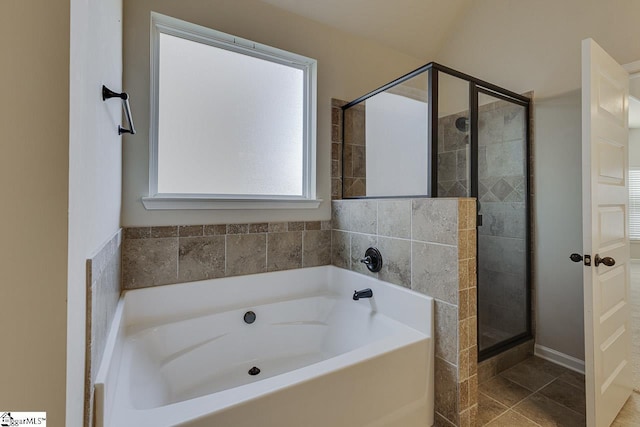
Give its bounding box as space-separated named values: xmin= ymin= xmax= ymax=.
xmin=102 ymin=85 xmax=136 ymax=135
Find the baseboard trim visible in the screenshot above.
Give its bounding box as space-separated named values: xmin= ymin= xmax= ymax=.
xmin=534 ymin=344 xmax=585 ymax=374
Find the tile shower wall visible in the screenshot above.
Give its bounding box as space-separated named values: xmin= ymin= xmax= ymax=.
xmin=438 ymin=111 xmax=470 ymax=197
xmin=331 ymin=99 xmax=345 ymax=199
xmin=438 ymin=98 xmax=530 ymax=350
xmin=332 ymin=99 xmax=368 ymax=199
xmin=121 ymin=221 xmax=331 ymax=289
xmin=477 ymin=100 xmax=528 ymax=345
xmin=85 ymin=229 xmax=122 ymax=427
xmin=331 ymin=198 xmax=478 ymax=427
xmin=342 ymin=103 xmax=367 ymax=198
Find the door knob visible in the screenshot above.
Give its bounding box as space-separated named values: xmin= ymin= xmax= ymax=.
xmin=570 ymin=253 xmax=591 ymax=266
xmin=594 ymin=254 xmax=615 ymax=267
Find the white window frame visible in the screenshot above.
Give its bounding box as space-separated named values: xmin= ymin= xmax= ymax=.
xmin=142 ymin=12 xmax=319 ymax=210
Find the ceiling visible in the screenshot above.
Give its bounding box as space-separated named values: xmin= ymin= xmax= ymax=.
xmin=258 ymin=0 xmax=472 ymax=60
xmin=258 ymin=1 xmax=640 ymax=129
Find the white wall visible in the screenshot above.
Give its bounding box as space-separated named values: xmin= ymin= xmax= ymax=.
xmin=365 ymin=92 xmax=428 ymax=196
xmin=534 ymin=91 xmax=585 ymax=358
xmin=122 ymin=0 xmax=423 ymax=226
xmin=630 ymin=129 xmax=640 ymax=167
xmin=0 ymin=2 xmax=70 ymax=424
xmin=435 ymin=0 xmax=640 ymax=361
xmin=68 ymin=0 xmax=123 ymax=425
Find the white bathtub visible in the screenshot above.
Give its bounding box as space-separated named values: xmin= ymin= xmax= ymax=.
xmin=95 ymin=266 xmax=434 ymax=427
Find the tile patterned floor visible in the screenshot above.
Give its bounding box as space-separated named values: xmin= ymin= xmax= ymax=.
xmin=478 ymin=356 xmax=640 ymax=426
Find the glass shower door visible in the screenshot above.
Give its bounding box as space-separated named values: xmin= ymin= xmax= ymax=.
xmin=476 ymin=90 xmax=530 ymax=354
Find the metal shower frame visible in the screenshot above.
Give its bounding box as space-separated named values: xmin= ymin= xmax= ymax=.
xmin=341 ymin=62 xmax=533 ymax=362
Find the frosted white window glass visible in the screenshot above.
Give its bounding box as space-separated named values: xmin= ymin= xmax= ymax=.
xmin=629 ymin=168 xmax=640 ymax=239
xmin=157 ymin=33 xmax=304 ymax=196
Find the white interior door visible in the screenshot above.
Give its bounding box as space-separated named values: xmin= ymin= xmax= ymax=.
xmin=582 ymin=38 xmax=632 ymax=427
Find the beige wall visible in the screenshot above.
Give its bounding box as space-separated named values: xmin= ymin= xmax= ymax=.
xmin=122 ymin=0 xmax=423 ymax=226
xmin=435 ymin=0 xmax=640 ymax=361
xmin=0 ymin=1 xmax=70 ymax=425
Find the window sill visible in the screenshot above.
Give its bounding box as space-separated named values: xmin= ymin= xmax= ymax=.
xmin=141 ymin=196 xmax=323 ymax=210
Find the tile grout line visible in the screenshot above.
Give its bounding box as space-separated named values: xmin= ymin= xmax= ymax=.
xmin=175 ymin=236 xmax=180 ymax=281
xmin=507 ymin=396 xmax=545 ymax=427
xmin=331 ymin=228 xmax=457 ymax=247
xmin=480 ymin=389 xmax=544 ymax=427
xmin=508 ymin=408 xmax=544 ymax=427
xmin=265 ymin=231 xmax=268 ymax=272
xmin=529 ymin=389 xmax=586 ymax=418
xmin=492 ymin=357 xmax=588 ymax=425
xmin=479 ymin=392 xmax=509 ymax=426
xmin=410 ymin=200 xmax=413 ymax=290
xmin=499 ymin=370 xmax=556 ymax=395
xmin=485 ymin=375 xmax=534 ymax=408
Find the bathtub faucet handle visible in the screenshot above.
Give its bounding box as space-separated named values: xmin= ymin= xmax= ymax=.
xmin=353 ymin=288 xmax=373 ymax=300
xmin=359 ymin=247 xmax=383 ymax=272
xmin=360 ymin=255 xmax=372 ymax=265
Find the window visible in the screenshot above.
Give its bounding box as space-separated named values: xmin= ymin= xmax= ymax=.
xmin=630 ymin=168 xmax=640 ymax=239
xmin=143 ymin=13 xmax=318 ymax=210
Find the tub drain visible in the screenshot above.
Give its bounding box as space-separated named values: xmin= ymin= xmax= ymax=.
xmin=244 ymin=311 xmax=256 ymax=324
xmin=248 ymin=366 xmax=261 ymax=376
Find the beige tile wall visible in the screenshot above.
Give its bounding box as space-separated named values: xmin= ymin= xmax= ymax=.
xmin=458 ymin=199 xmax=479 ymax=427
xmin=331 ymin=99 xmax=346 ymax=199
xmin=121 ymin=221 xmax=331 ymax=289
xmin=85 ymin=229 xmax=122 ymax=427
xmin=331 ymin=198 xmax=477 ymax=426
xmin=342 ymin=103 xmax=367 ymax=197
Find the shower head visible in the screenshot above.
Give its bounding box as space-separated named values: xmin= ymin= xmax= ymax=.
xmin=455 ymin=116 xmax=469 ymax=133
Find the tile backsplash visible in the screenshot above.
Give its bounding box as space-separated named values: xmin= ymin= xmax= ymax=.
xmin=122 ymin=221 xmax=331 ymax=289
xmin=85 ymin=229 xmax=122 ymax=427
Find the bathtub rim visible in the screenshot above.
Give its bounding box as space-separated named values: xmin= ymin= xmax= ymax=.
xmin=120 ymin=265 xmax=433 ymax=336
xmin=95 ymin=265 xmax=435 ymax=427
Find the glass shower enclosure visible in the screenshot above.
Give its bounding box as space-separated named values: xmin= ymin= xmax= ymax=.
xmin=341 ymin=63 xmax=532 ymax=361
